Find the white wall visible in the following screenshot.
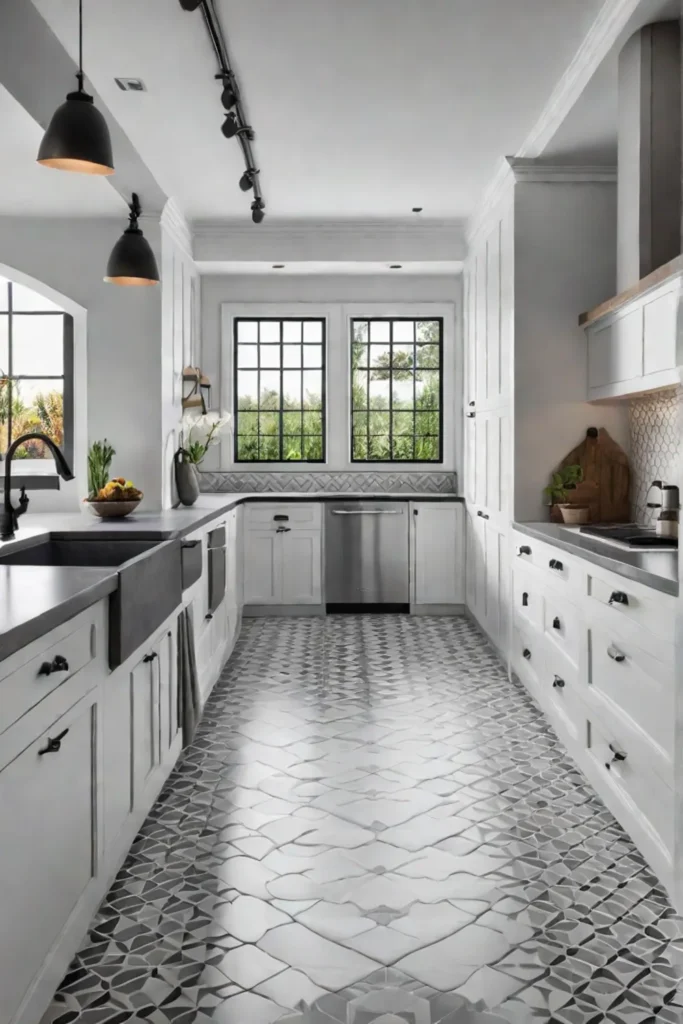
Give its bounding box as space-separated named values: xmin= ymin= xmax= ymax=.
xmin=200 ymin=273 xmax=461 ymax=473
xmin=0 ymin=216 xmax=162 ymax=510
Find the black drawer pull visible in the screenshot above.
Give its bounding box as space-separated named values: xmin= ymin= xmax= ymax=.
xmin=39 ymin=728 xmax=69 ymax=755
xmin=38 ymin=655 xmax=69 ymax=677
xmin=609 ymin=591 xmax=629 ymax=606
xmin=469 ymin=400 xmax=475 ymax=407
xmin=522 ymin=592 xmax=529 ymax=607
xmin=276 ymin=525 xmax=292 ymax=533
xmin=549 ymin=559 xmax=563 ymax=571
xmin=553 ymin=617 xmax=561 ymax=630
xmin=466 ymin=412 xmax=476 ymax=418
xmin=605 ymin=742 xmax=627 ymax=769
xmin=607 ymin=645 xmax=626 ymax=663
xmin=552 ymin=675 xmax=565 ymax=689
xmin=273 ymin=515 xmax=289 ymax=522
xmin=522 ymin=648 xmax=531 ymax=660
xmin=205 ymin=613 xmax=214 ymax=621
xmin=518 ymin=545 xmax=531 ymax=556
xmin=477 ymin=510 xmax=490 ymax=520
xmin=143 ymin=652 xmax=158 ymax=663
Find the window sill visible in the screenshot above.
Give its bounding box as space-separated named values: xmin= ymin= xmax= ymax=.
xmin=0 ymin=472 xmax=61 ymax=491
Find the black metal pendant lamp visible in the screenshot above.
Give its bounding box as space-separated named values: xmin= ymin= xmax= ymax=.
xmin=37 ymin=0 xmax=114 ymax=176
xmin=105 ymin=194 xmax=159 ymax=286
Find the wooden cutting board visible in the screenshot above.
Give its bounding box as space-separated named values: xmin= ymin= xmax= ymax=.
xmin=549 ymin=427 xmax=630 ymax=523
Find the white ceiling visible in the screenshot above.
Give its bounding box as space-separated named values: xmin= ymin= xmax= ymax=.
xmin=31 ymin=0 xmax=608 ymax=222
xmin=0 ymin=83 xmax=125 ymax=215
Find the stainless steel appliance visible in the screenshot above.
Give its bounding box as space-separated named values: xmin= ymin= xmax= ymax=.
xmin=207 ymin=526 xmax=227 ymax=615
xmin=325 ymin=501 xmax=409 ymax=611
xmin=579 ymin=523 xmax=677 ymax=548
xmin=647 ymin=480 xmax=680 ymax=538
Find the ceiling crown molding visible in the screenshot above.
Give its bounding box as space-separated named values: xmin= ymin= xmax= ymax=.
xmin=508 ymin=159 xmax=618 ymax=183
xmin=468 ymin=0 xmax=640 ymax=242
xmin=161 ymin=199 xmax=193 ymax=259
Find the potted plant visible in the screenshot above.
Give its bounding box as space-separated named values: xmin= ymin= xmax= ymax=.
xmin=544 ymin=464 xmax=590 ymax=524
xmin=175 ymin=412 xmax=230 ymax=507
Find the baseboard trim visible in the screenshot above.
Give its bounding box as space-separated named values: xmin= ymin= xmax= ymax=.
xmin=244 ymin=604 xmax=326 ymax=617
xmin=410 ymin=603 xmax=466 ymax=616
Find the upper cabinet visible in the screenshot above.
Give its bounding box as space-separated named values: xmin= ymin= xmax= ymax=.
xmin=583 ymin=267 xmax=681 ymax=400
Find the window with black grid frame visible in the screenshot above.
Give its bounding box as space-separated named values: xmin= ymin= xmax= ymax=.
xmin=0 ymin=276 xmax=73 ymax=463
xmin=351 ymin=317 xmax=443 ymax=462
xmin=234 ymin=318 xmax=326 ymax=462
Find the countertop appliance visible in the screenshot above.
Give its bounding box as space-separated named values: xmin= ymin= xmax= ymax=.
xmin=579 ymin=523 xmax=678 ymax=548
xmin=647 ymin=480 xmax=680 ymax=538
xmin=325 ymin=501 xmax=409 ymax=611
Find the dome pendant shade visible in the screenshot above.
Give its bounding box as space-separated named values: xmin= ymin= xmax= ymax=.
xmin=38 ymin=89 xmax=114 ymax=175
xmin=105 ymin=194 xmax=159 ymax=286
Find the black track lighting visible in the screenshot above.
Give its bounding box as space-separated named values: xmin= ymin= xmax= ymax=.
xmin=240 ymin=169 xmax=256 ymax=192
xmin=179 ymin=0 xmax=203 ymax=10
xmin=37 ymin=0 xmax=114 ymax=176
xmin=105 ymin=193 xmax=160 ymax=286
xmin=251 ymin=200 xmax=265 ymax=224
xmin=220 ymin=74 xmax=238 ymax=110
xmin=222 ymin=113 xmax=239 ymax=139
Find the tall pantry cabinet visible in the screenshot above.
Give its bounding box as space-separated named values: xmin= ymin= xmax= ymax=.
xmin=464 ymin=162 xmax=627 ymax=661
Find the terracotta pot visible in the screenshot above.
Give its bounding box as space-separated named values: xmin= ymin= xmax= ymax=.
xmin=557 ymin=503 xmax=590 ymax=525
xmin=175 ymin=452 xmax=200 ymax=507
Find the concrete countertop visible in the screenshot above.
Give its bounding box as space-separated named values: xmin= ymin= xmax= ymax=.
xmin=0 ymin=493 xmax=462 ymax=664
xmin=0 ymin=566 xmax=118 ymax=664
xmin=514 ymin=521 xmax=678 ymax=597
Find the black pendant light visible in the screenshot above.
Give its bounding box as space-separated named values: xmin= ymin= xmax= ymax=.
xmin=105 ymin=194 xmax=159 ymax=286
xmin=37 ymin=0 xmax=114 ymax=176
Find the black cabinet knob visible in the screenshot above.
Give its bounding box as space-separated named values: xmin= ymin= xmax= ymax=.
xmin=522 ymin=592 xmax=529 ymax=607
xmin=549 ymin=559 xmax=563 ymax=571
xmin=39 ymin=728 xmax=69 ymax=755
xmin=553 ymin=617 xmax=561 ymax=630
xmin=143 ymin=651 xmax=158 ymax=663
xmin=607 ymin=645 xmax=626 ymax=663
xmin=518 ymin=545 xmax=531 ymax=556
xmin=522 ymin=648 xmax=531 ymax=660
xmin=552 ymin=675 xmax=565 ymax=689
xmin=605 ymin=742 xmax=627 ymax=769
xmin=469 ymin=400 xmax=475 ymax=407
xmin=466 ymin=412 xmax=476 ymax=418
xmin=38 ymin=655 xmax=69 ymax=677
xmin=608 ymin=591 xmax=629 ymax=606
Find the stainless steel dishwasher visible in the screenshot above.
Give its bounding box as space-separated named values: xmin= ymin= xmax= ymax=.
xmin=325 ymin=501 xmax=410 ymax=611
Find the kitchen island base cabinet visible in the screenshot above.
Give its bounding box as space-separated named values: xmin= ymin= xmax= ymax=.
xmin=410 ymin=502 xmax=465 ymax=611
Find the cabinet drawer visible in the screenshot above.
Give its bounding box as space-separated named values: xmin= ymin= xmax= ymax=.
xmin=512 ymin=570 xmax=543 ymax=632
xmin=543 ymin=591 xmax=581 ymax=671
xmin=542 ymin=647 xmax=581 ymax=742
xmin=586 ymin=712 xmax=673 ymax=859
xmin=513 ymin=533 xmax=582 ymax=591
xmin=587 ymin=571 xmax=675 ymax=642
xmin=245 ymin=503 xmax=322 ymax=530
xmin=0 ymin=612 xmax=98 ymax=736
xmin=588 ymin=625 xmax=673 ymax=767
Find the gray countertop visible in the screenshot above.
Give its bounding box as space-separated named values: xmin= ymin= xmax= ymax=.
xmin=0 ymin=566 xmax=118 ymax=663
xmin=514 ymin=522 xmax=678 ymax=597
xmin=0 ymin=493 xmax=462 ymax=664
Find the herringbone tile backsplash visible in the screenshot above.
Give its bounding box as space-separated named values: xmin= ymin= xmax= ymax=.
xmin=199 ymin=470 xmax=458 ymax=494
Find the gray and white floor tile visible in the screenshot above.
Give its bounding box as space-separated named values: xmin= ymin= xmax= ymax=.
xmin=42 ymin=616 xmax=683 ymax=1024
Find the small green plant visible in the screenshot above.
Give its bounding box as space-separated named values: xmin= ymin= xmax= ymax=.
xmin=544 ymin=464 xmax=583 ymax=505
xmin=88 ymin=439 xmax=116 ymax=498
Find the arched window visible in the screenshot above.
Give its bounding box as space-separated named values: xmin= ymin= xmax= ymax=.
xmin=0 ymin=276 xmax=73 ymax=471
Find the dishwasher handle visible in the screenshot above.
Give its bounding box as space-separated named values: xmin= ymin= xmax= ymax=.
xmin=331 ymin=509 xmax=403 ymax=515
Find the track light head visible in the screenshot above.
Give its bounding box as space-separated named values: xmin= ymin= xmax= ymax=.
xmin=251 ymin=200 xmax=265 ymax=224
xmin=178 ymin=1 xmax=203 ymax=10
xmin=220 ymin=74 xmax=237 ymax=110
xmin=221 ymin=113 xmax=239 ymax=139
xmin=240 ymin=168 xmax=256 ymax=192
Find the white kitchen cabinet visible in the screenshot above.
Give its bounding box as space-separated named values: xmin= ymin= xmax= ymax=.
xmin=244 ymin=503 xmax=323 ymax=610
xmin=585 ymin=275 xmax=681 ymax=399
xmin=131 ymin=647 xmax=161 ymax=806
xmin=411 ymin=503 xmax=464 ymax=607
xmin=0 ymin=691 xmax=98 ymax=1024
xmin=466 ymin=509 xmax=509 ymax=655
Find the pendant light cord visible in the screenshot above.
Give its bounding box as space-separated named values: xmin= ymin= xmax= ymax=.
xmin=77 ymin=0 xmax=84 ymax=91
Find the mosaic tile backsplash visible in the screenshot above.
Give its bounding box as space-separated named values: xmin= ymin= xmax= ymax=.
xmin=629 ymin=387 xmax=682 ymax=526
xmin=199 ymin=470 xmax=458 ymax=494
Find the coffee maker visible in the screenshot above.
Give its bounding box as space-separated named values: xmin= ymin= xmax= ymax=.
xmin=646 ymin=480 xmax=680 ymax=538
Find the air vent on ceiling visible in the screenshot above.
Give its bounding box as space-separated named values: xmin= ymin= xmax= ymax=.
xmin=115 ymin=77 xmax=147 ymax=92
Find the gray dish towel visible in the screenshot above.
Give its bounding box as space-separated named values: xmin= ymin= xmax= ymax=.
xmin=177 ymin=607 xmax=201 ymax=747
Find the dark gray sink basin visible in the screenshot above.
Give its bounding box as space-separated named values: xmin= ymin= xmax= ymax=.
xmin=0 ymin=538 xmax=160 ymax=567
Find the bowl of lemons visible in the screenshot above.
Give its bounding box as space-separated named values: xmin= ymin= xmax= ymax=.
xmin=85 ymin=478 xmax=144 ymax=518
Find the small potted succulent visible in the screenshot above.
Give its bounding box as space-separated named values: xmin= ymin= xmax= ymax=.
xmin=544 ymin=464 xmax=590 ymax=524
xmin=175 ymin=412 xmax=230 ymax=506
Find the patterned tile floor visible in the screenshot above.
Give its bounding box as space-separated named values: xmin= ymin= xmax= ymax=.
xmin=43 ymin=617 xmax=683 ymax=1024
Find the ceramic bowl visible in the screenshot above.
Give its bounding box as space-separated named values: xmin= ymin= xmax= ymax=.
xmin=85 ymin=499 xmax=141 ymax=519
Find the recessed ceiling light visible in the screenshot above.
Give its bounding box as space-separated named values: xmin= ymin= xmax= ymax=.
xmin=115 ymin=77 xmax=147 ymax=92
xmin=272 ymin=264 xmax=285 ymax=269
xmin=390 ymin=264 xmax=402 ymax=270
